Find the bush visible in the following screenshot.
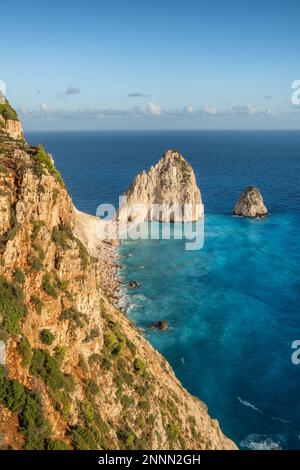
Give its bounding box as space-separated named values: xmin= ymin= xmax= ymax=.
xmin=17 ymin=336 xmax=32 ymax=367
xmin=32 ymin=145 xmax=64 ymax=186
xmin=59 ymin=307 xmax=86 ymax=328
xmin=13 ymin=268 xmax=26 ymax=284
xmin=85 ymin=379 xmax=100 ymax=396
xmin=19 ymin=390 xmax=52 ymax=449
xmin=78 ymin=354 xmax=88 ymax=374
xmin=47 ymin=440 xmax=70 ymax=450
xmin=52 ymin=224 xmax=73 ymax=250
xmin=166 ymin=422 xmax=180 ymax=443
xmin=0 ymin=366 xmax=25 ymax=412
xmin=40 ymin=329 xmax=55 ymax=346
xmin=0 ymin=276 xmax=27 ymax=340
xmin=56 ymin=278 xmax=69 ymax=292
xmin=28 ymin=254 xmax=43 ymax=272
xmin=88 ymin=353 xmax=102 ymax=366
xmin=133 ymin=357 xmax=146 ymax=376
xmin=31 ymin=295 xmax=44 ymax=314
xmin=0 ymin=100 xmax=19 ymax=121
xmin=42 ymin=273 xmax=58 ymax=299
xmin=121 ymin=395 xmax=134 ymax=409
xmin=54 ymin=345 xmax=66 ymax=364
xmin=30 ymin=348 xmax=75 ymax=393
xmin=31 ymin=220 xmax=45 ymax=241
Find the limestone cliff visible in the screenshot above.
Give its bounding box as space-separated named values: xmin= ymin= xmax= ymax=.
xmin=0 ymin=96 xmax=23 ymax=141
xmin=234 ymin=187 xmax=268 ymax=218
xmin=0 ymin=103 xmax=236 ymax=450
xmin=119 ymin=149 xmax=203 ymax=223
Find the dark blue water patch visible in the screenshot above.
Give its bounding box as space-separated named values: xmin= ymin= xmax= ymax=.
xmin=25 ymin=130 xmax=300 ymax=449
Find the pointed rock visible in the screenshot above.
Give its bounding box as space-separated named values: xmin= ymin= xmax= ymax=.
xmin=119 ymin=149 xmax=203 ymax=222
xmin=234 ymin=187 xmax=268 ymax=217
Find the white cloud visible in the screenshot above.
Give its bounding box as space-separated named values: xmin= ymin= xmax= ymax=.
xmin=146 ymin=102 xmax=162 ymax=116
xmin=202 ymin=106 xmax=217 ymax=115
xmin=231 ymin=104 xmax=256 ymax=116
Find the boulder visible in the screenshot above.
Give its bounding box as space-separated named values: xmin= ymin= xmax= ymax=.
xmin=234 ymin=187 xmax=268 ymax=218
xmin=148 ymin=320 xmax=169 ymax=331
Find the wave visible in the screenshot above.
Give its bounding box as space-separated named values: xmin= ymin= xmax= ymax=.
xmin=237 ymin=396 xmax=263 ymax=414
xmin=240 ymin=433 xmax=285 ymax=450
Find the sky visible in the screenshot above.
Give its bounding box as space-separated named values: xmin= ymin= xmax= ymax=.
xmin=1 ymin=0 xmax=300 ymax=130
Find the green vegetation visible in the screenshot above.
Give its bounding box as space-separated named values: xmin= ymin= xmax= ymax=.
xmin=28 ymin=253 xmax=44 ymax=272
xmin=56 ymin=278 xmax=69 ymax=292
xmin=52 ymin=224 xmax=73 ymax=250
xmin=31 ymin=295 xmax=44 ymax=314
xmin=0 ymin=276 xmax=27 ymax=340
xmin=17 ymin=336 xmax=32 ymax=367
xmin=13 ymin=268 xmax=26 ymax=284
xmin=0 ymin=100 xmax=18 ymax=121
xmin=88 ymin=353 xmax=102 ymax=366
xmin=32 ymin=145 xmax=64 ymax=186
xmin=19 ymin=389 xmax=52 ymax=449
xmin=85 ymin=379 xmax=100 ymax=396
xmin=47 ymin=440 xmax=70 ymax=450
xmin=30 ymin=348 xmax=75 ymax=394
xmin=42 ymin=273 xmax=58 ymax=299
xmin=133 ymin=357 xmax=146 ymax=377
xmin=31 ymin=220 xmax=45 ymax=241
xmin=6 ymin=207 xmax=21 ymax=242
xmin=0 ymin=366 xmax=25 ymax=412
xmin=54 ymin=345 xmax=67 ymax=364
xmin=78 ymin=354 xmax=88 ymax=374
xmin=59 ymin=307 xmax=86 ymax=328
xmin=40 ymin=329 xmax=55 ymax=346
xmin=166 ymin=422 xmax=180 ymax=443
xmin=104 ymin=321 xmax=126 ymax=358
xmin=76 ymin=239 xmax=89 ymax=269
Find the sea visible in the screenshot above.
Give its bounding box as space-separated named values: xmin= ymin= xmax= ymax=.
xmin=26 ymin=130 xmax=300 ymax=450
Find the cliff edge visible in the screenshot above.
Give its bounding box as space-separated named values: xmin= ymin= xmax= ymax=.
xmin=0 ymin=102 xmax=236 ymax=450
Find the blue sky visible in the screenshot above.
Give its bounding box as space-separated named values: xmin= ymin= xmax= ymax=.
xmin=1 ymin=0 xmax=300 ymax=130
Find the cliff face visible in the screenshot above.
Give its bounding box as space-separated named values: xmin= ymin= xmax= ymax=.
xmin=0 ymin=97 xmax=23 ymax=141
xmin=119 ymin=149 xmax=203 ymax=223
xmin=0 ymin=105 xmax=236 ymax=450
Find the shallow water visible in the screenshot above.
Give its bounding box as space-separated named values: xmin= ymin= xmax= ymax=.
xmin=26 ymin=130 xmax=300 ymax=449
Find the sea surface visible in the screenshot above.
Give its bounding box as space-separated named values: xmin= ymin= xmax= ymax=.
xmin=26 ymin=130 xmax=300 ymax=450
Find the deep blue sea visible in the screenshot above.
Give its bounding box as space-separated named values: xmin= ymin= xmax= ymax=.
xmin=26 ymin=130 xmax=300 ymax=450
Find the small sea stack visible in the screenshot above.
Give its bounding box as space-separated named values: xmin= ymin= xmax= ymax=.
xmin=234 ymin=187 xmax=268 ymax=218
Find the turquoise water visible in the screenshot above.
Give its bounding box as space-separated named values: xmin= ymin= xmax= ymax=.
xmin=26 ymin=130 xmax=300 ymax=449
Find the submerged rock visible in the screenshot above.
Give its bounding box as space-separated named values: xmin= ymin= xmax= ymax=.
xmin=148 ymin=320 xmax=169 ymax=331
xmin=118 ymin=149 xmax=203 ymax=223
xmin=129 ymin=280 xmax=140 ymax=289
xmin=234 ymin=187 xmax=268 ymax=218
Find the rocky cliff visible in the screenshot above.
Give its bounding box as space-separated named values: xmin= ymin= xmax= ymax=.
xmin=0 ymin=96 xmax=24 ymax=140
xmin=0 ymin=103 xmax=236 ymax=450
xmin=234 ymin=187 xmax=268 ymax=218
xmin=119 ymin=149 xmax=203 ymax=223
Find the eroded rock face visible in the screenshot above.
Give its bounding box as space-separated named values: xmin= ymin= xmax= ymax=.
xmin=119 ymin=149 xmax=203 ymax=223
xmin=234 ymin=187 xmax=268 ymax=217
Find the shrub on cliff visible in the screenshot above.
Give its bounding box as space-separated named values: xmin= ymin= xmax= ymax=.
xmin=32 ymin=144 xmax=64 ymax=186
xmin=42 ymin=273 xmax=58 ymax=299
xmin=30 ymin=348 xmax=75 ymax=393
xmin=40 ymin=329 xmax=55 ymax=346
xmin=52 ymin=224 xmax=73 ymax=250
xmin=0 ymin=276 xmax=27 ymax=340
xmin=17 ymin=336 xmax=33 ymax=367
xmin=0 ymin=100 xmax=18 ymax=121
xmin=13 ymin=268 xmax=26 ymax=285
xmin=0 ymin=366 xmax=26 ymax=412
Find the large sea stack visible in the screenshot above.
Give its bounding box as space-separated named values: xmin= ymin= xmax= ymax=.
xmin=119 ymin=149 xmax=203 ymax=223
xmin=234 ymin=187 xmax=268 ymax=217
